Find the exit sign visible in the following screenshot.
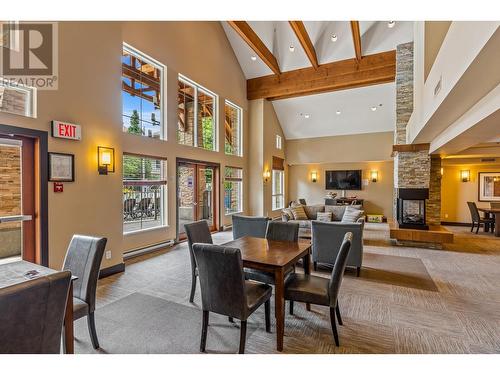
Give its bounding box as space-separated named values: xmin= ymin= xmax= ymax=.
xmin=51 ymin=120 xmax=82 ymax=140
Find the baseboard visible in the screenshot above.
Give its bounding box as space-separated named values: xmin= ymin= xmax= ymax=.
xmin=99 ymin=262 xmax=125 ymax=279
xmin=441 ymin=221 xmax=472 ymax=227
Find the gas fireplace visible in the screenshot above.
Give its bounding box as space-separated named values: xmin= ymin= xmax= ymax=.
xmin=397 ymin=188 xmax=429 ymax=230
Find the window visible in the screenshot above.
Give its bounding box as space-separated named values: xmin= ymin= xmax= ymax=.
xmin=123 ymin=154 xmax=167 ymax=233
xmin=224 ymin=167 xmax=243 ymax=215
xmin=177 ymin=75 xmax=217 ymax=151
xmin=122 ymin=45 xmax=164 ymax=139
xmin=276 ymin=134 xmax=282 ymax=150
xmin=272 ymin=169 xmax=285 ymax=210
xmin=225 ymin=101 xmax=242 ymax=156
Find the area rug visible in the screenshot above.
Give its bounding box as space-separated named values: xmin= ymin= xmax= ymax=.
xmin=74 ymin=292 xmax=260 ymax=354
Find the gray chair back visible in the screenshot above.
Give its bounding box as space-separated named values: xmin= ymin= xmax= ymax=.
xmin=328 ymin=233 xmax=352 ymax=307
xmin=467 ymin=202 xmax=480 ymax=222
xmin=266 ymin=221 xmax=299 ymax=242
xmin=0 ymin=271 xmax=71 ymax=353
xmin=184 ymin=220 xmax=213 ymax=269
xmin=62 ymin=235 xmax=107 ymax=313
xmin=232 ymin=215 xmax=270 ymax=239
xmin=193 ymin=243 xmax=247 ymax=319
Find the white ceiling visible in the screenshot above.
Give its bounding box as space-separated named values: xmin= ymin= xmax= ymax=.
xmin=272 ymin=83 xmax=396 ymax=139
xmin=221 ymin=21 xmax=414 ymax=139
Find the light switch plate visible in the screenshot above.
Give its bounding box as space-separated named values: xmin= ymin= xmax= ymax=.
xmin=105 ymin=250 xmax=112 ymax=260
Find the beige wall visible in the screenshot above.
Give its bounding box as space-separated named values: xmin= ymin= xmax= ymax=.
xmin=288 ymin=161 xmax=394 ymax=218
xmin=0 ymin=21 xmax=248 ymax=270
xmin=441 ymin=161 xmax=500 ymax=223
xmin=286 ymin=131 xmax=394 ymax=165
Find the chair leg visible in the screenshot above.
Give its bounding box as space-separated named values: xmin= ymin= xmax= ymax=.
xmin=329 ymin=307 xmax=340 ymax=347
xmin=476 ymin=223 xmax=480 ymax=234
xmin=313 ymin=262 xmax=317 ymax=271
xmin=200 ymin=310 xmax=209 ymax=352
xmin=87 ymin=312 xmax=100 ymax=349
xmin=264 ymin=300 xmax=271 ymax=333
xmin=356 ymin=267 xmax=361 ymax=277
xmin=289 ymin=300 xmax=294 ymax=315
xmin=239 ymin=321 xmax=247 ymax=354
xmin=229 ymin=317 xmax=234 ymax=323
xmin=189 ymin=271 xmax=197 ymax=303
xmin=335 ymin=302 xmax=343 ymax=326
xmin=471 ymin=222 xmax=474 ymax=232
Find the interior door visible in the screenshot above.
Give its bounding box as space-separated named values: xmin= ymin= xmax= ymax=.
xmin=0 ymin=136 xmax=36 ymax=263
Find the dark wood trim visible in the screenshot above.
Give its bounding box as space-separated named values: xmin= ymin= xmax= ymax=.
xmin=21 ymin=137 xmax=36 ymax=263
xmin=0 ymin=124 xmax=48 ymax=266
xmin=123 ymin=151 xmax=168 ymax=161
xmin=441 ymin=221 xmax=473 ymax=227
xmin=392 ymin=143 xmax=430 ymax=153
xmin=98 ymin=262 xmax=125 ymax=279
xmin=350 ymin=21 xmax=362 ymax=62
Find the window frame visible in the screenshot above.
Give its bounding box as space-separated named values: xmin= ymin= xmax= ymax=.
xmin=177 ymin=74 xmax=218 ymax=151
xmin=122 ymin=153 xmax=168 ymax=235
xmin=122 ymin=43 xmax=166 ymax=140
xmin=272 ymin=169 xmax=285 ymax=211
xmin=276 ymin=134 xmax=282 ymax=150
xmin=224 ymin=100 xmax=243 ymax=157
xmin=224 ymin=166 xmax=243 ymax=216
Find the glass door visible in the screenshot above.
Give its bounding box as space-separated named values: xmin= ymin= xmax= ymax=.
xmin=177 ymin=161 xmax=218 ymax=240
xmin=0 ymin=136 xmax=36 ymax=264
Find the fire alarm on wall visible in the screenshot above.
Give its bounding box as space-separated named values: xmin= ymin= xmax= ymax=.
xmin=54 ymin=182 xmax=64 ymax=193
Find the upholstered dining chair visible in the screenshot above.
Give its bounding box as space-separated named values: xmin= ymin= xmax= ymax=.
xmin=184 ymin=220 xmax=213 ymax=303
xmin=231 ymin=214 xmax=270 ymax=240
xmin=193 ymin=243 xmax=272 ymax=354
xmin=62 ymin=235 xmax=107 ymax=349
xmin=0 ymin=271 xmax=72 ymax=353
xmin=285 ymin=232 xmax=352 ymax=347
xmin=244 ymin=221 xmax=299 ymax=285
xmin=467 ymin=202 xmax=495 ymax=234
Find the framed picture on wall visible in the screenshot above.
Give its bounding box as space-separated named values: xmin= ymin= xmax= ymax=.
xmin=49 ymin=152 xmax=75 ymax=182
xmin=478 ymin=172 xmax=500 ymax=202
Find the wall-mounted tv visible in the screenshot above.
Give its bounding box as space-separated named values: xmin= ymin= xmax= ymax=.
xmin=325 ymin=170 xmax=362 ymax=190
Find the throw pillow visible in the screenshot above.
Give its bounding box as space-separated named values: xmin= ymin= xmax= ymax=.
xmin=341 ymin=206 xmax=364 ymax=223
xmin=325 ymin=205 xmax=347 ymax=221
xmin=282 ymin=207 xmax=294 ymax=221
xmin=316 ymin=212 xmax=332 ymax=222
xmin=290 ymin=205 xmax=308 ymax=220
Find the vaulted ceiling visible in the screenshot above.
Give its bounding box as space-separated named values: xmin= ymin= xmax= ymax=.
xmin=221 ymin=21 xmax=414 ymax=139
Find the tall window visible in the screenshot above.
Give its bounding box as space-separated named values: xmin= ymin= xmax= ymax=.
xmin=123 ymin=154 xmax=167 ymax=233
xmin=177 ymin=75 xmax=217 ymax=151
xmin=225 ymin=101 xmax=242 ymax=156
xmin=272 ymin=170 xmax=285 ymax=210
xmin=224 ymin=167 xmax=243 ymax=215
xmin=122 ymin=45 xmax=164 ymax=139
xmin=275 ymin=135 xmax=282 ymax=150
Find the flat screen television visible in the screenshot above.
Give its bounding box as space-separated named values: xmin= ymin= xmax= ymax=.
xmin=325 ymin=170 xmax=362 ymax=190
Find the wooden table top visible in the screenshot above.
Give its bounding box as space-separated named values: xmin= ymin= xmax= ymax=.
xmin=0 ymin=260 xmax=76 ymax=289
xmin=478 ymin=208 xmax=500 ymax=213
xmin=222 ymin=236 xmax=311 ymax=268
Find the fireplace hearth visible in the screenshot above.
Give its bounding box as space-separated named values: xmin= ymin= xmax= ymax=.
xmin=397 ymin=188 xmax=429 ymax=230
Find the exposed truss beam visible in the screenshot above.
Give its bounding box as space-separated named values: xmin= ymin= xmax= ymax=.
xmin=227 ymin=21 xmax=280 ymax=75
xmin=289 ymin=21 xmax=319 ymax=69
xmin=350 ymin=21 xmax=362 ymax=62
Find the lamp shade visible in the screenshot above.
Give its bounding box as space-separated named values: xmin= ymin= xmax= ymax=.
xmin=98 ymin=146 xmax=115 ymax=175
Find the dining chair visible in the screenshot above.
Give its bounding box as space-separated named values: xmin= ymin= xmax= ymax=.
xmin=62 ymin=235 xmax=107 ymax=349
xmin=245 ymin=221 xmax=299 ymax=285
xmin=193 ymin=243 xmax=272 ymax=354
xmin=285 ymin=232 xmax=352 ymax=347
xmin=467 ymin=202 xmax=495 ymax=234
xmin=184 ymin=220 xmax=213 ymax=303
xmin=231 ymin=214 xmax=270 ymax=240
xmin=0 ymin=271 xmax=72 ymax=353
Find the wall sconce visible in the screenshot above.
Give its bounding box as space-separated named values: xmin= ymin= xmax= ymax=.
xmin=311 ymin=171 xmax=318 ymax=183
xmin=98 ymin=146 xmax=115 ymax=175
xmin=370 ymin=170 xmax=378 ymax=183
xmin=460 ymin=170 xmax=470 ymax=182
xmin=263 ymin=169 xmax=271 ymax=183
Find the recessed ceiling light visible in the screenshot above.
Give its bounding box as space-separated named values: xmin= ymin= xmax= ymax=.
xmin=388 ymin=21 xmax=396 ymax=28
xmin=304 ymin=114 xmax=310 ymax=119
xmin=289 ymin=45 xmax=295 ymax=52
xmin=331 ymin=34 xmax=338 ymax=42
xmin=336 ymin=110 xmax=341 ymax=115
xmin=371 ymin=106 xmax=377 ymax=111
xmin=250 ymin=56 xmax=257 ymax=61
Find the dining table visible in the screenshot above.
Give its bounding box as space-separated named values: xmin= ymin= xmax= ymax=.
xmin=478 ymin=208 xmax=500 ymax=236
xmin=222 ymin=236 xmax=311 ymax=352
xmin=0 ymin=260 xmax=76 ymax=354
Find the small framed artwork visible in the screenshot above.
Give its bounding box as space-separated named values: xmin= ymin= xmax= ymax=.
xmin=49 ymin=153 xmax=75 ymax=182
xmin=478 ymin=172 xmax=500 ymax=202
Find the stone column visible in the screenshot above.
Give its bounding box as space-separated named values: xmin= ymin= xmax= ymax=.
xmin=426 ymin=157 xmax=442 ymax=226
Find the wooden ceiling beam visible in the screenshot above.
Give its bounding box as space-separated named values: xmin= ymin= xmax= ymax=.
xmin=227 ymin=21 xmax=280 ymax=75
xmin=350 ymin=21 xmax=362 ymax=62
xmin=247 ymin=50 xmax=396 ymax=100
xmin=289 ymin=21 xmax=318 ymax=69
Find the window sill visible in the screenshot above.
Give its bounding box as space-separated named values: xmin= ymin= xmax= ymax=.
xmin=225 ymin=211 xmax=243 ymax=217
xmin=124 ymin=225 xmax=169 ymax=236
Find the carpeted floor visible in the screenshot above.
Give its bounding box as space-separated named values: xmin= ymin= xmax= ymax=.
xmin=75 ymin=223 xmax=500 ymax=354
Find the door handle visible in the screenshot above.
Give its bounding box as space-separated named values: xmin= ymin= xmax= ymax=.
xmin=0 ymin=215 xmax=33 ymax=223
